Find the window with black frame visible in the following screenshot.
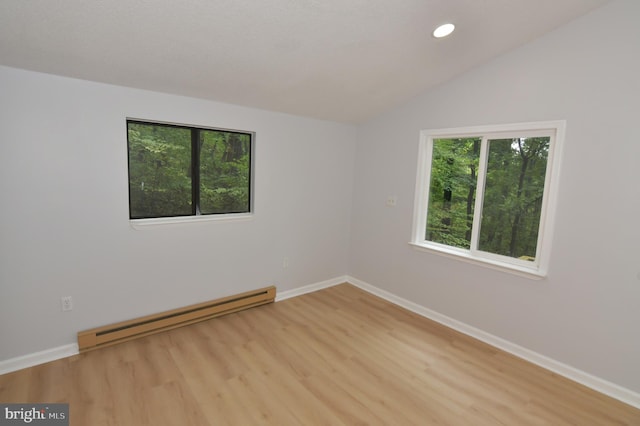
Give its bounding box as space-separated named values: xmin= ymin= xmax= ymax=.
xmin=127 ymin=120 xmax=253 ymax=220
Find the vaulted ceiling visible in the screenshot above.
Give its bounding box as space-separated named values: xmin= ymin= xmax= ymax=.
xmin=0 ymin=0 xmax=610 ymax=123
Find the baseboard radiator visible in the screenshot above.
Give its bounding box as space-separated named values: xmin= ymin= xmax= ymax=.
xmin=77 ymin=285 xmax=276 ymax=352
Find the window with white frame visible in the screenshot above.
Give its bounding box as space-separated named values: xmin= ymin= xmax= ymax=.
xmin=411 ymin=121 xmax=565 ymax=277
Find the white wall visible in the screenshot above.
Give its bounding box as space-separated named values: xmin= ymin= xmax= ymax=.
xmin=349 ymin=0 xmax=640 ymax=393
xmin=0 ymin=66 xmax=356 ymax=360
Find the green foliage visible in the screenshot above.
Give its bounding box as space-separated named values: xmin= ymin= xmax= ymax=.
xmin=426 ymin=136 xmax=549 ymax=260
xmin=128 ymin=123 xmax=192 ymax=218
xmin=426 ymin=138 xmax=480 ymax=249
xmin=127 ymin=122 xmax=251 ymax=219
xmin=478 ymin=137 xmax=549 ymax=258
xmin=199 ymin=131 xmax=251 ymax=214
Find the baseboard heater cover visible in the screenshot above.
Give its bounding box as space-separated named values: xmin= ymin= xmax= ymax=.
xmin=77 ymin=285 xmax=276 ymax=352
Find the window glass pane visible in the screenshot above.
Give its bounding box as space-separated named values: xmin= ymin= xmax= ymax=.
xmin=199 ymin=130 xmax=251 ymax=214
xmin=128 ymin=123 xmax=192 ymax=218
xmin=426 ymin=138 xmax=481 ymax=249
xmin=478 ymin=137 xmax=550 ymax=260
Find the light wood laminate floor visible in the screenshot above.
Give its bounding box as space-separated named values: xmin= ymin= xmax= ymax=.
xmin=1 ymin=283 xmax=638 ymax=425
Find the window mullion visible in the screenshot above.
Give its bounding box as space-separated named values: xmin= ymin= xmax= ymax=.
xmin=192 ymin=129 xmax=201 ymax=215
xmin=469 ymin=136 xmax=489 ymax=253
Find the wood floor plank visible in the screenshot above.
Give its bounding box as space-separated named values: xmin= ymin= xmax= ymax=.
xmin=1 ymin=283 xmax=638 ymax=425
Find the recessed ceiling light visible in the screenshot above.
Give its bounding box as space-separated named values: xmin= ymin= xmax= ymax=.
xmin=433 ymin=23 xmax=455 ymax=38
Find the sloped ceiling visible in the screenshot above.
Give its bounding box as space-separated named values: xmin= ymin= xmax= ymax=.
xmin=0 ymin=0 xmax=610 ymax=123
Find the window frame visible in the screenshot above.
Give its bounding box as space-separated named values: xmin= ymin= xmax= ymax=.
xmin=126 ymin=118 xmax=255 ymax=226
xmin=410 ymin=120 xmax=566 ymax=279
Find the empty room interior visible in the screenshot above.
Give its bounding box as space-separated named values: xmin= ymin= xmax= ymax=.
xmin=1 ymin=0 xmax=639 ymax=424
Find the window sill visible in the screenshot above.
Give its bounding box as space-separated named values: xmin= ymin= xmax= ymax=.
xmin=408 ymin=242 xmax=546 ymax=280
xmin=130 ymin=213 xmax=253 ymax=230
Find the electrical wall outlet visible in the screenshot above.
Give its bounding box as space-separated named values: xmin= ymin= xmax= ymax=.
xmin=61 ymin=296 xmax=73 ymax=312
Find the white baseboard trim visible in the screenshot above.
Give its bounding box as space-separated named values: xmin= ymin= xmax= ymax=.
xmin=276 ymin=275 xmax=348 ymax=302
xmin=345 ymin=275 xmax=640 ymax=409
xmin=0 ymin=343 xmax=79 ymax=376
